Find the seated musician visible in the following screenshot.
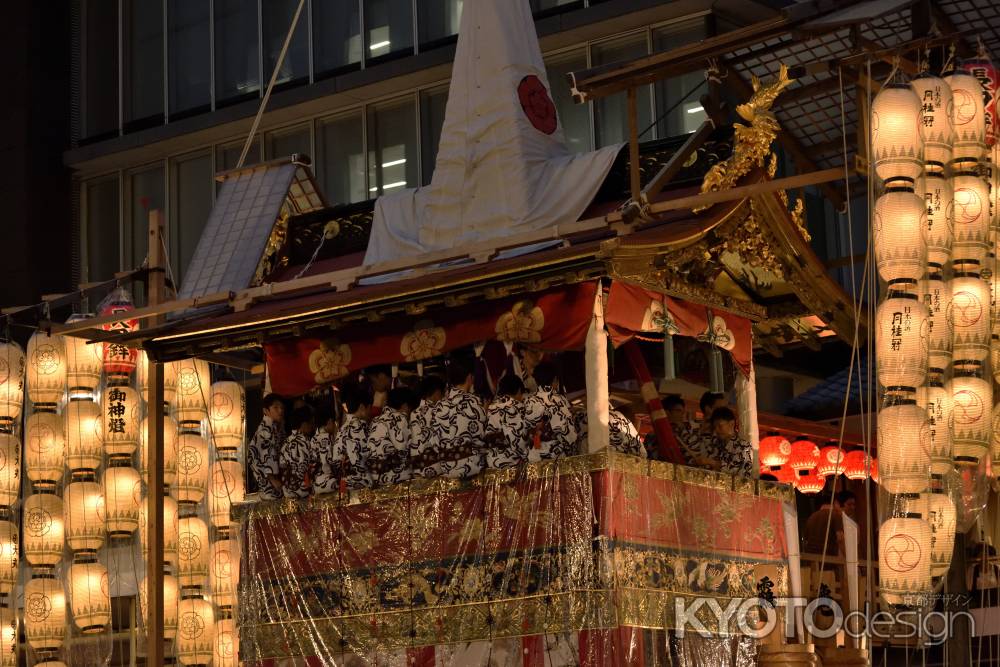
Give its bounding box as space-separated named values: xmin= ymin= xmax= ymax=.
xmin=368 ymin=387 xmax=417 ymax=487
xmin=485 ymin=374 xmax=531 ymax=470
xmin=279 ymin=406 xmax=318 ymax=499
xmin=426 ymin=358 xmax=488 ymax=479
xmin=316 ymin=385 xmax=373 ymax=493
xmin=247 ymin=394 xmax=286 ymax=500
xmin=523 ymin=362 xmax=578 ymax=461
xmin=309 ymin=406 xmax=336 ymax=489
xmin=410 ymin=374 xmax=447 ymax=478
xmin=703 ymin=407 xmax=753 ymax=477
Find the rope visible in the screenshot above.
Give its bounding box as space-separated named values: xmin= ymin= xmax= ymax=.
xmin=235 ymin=0 xmax=307 ymax=170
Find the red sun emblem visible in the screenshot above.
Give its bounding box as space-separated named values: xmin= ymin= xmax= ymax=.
xmin=517 ymin=75 xmax=558 ymax=135
xmin=884 ymin=533 xmax=922 ymax=573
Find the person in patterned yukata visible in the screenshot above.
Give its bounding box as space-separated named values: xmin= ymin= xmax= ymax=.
xmin=368 ymin=387 xmax=418 ymax=486
xmin=247 ymin=394 xmax=285 ymax=500
xmin=678 ymin=391 xmax=727 ymax=468
xmin=523 ymin=362 xmax=578 ymax=461
xmin=485 ymin=374 xmax=531 ymax=470
xmin=430 ymin=359 xmax=488 ymax=479
xmin=309 ymin=406 xmax=337 ymax=494
xmin=280 ymin=405 xmax=318 ymax=498
xmin=703 ymin=407 xmax=753 ymax=477
xmin=322 ymin=385 xmax=374 ymax=492
xmin=410 ymin=375 xmax=447 ymax=478
xmin=608 ymin=404 xmax=644 ymax=457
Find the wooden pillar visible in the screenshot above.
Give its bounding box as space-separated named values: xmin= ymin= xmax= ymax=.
xmin=627 ymin=87 xmax=641 ymax=203
xmin=735 ymin=357 xmax=760 ymax=476
xmin=585 ymin=287 xmax=610 ymax=453
xmin=145 ymin=210 xmax=167 ymax=664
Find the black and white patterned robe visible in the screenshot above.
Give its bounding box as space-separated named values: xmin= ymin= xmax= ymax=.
xmin=430 ymin=387 xmax=487 ymax=479
xmin=332 ymin=414 xmax=371 ymax=490
xmin=368 ymin=406 xmax=412 ymax=486
xmin=706 ymin=435 xmax=753 ymax=477
xmin=247 ymin=416 xmax=283 ymax=500
xmin=485 ymin=396 xmax=531 ymax=469
xmin=523 ymin=385 xmax=578 ymax=460
xmin=280 ymin=430 xmax=317 ymax=499
xmin=311 ymin=428 xmax=338 ymax=495
xmin=609 ymin=409 xmax=644 ymax=457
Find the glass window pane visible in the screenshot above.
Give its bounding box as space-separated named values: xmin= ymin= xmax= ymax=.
xmin=127 ymin=167 xmax=165 ymax=272
xmin=367 ymin=98 xmax=417 ymax=197
xmin=313 ymin=0 xmax=362 ymax=76
xmin=530 ymin=0 xmax=581 ymax=14
xmin=592 ymin=35 xmax=652 ymax=148
xmin=83 ymin=0 xmax=119 ymax=140
xmin=124 ymin=0 xmax=164 ymax=126
xmin=319 ymin=113 xmax=366 ymax=205
xmin=171 ymin=153 xmax=214 ymax=284
xmin=263 ymin=0 xmax=309 ymax=87
xmin=364 ymin=0 xmax=413 ymax=62
xmin=418 ymin=0 xmax=462 ymax=48
xmin=545 ymin=49 xmax=592 ymax=153
xmin=214 ymin=0 xmax=260 ymax=103
xmin=217 ymin=139 xmax=261 ymax=173
xmin=653 ymin=21 xmax=709 ymax=138
xmin=168 ymin=0 xmax=211 ymax=116
xmin=420 ymin=87 xmax=448 ymax=185
xmin=265 ymin=125 xmax=311 ymax=161
xmin=86 ymin=176 xmax=121 ymax=282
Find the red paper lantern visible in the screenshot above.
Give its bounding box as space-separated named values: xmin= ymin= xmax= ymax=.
xmin=817 ymin=445 xmax=847 ymax=477
xmin=843 ymin=450 xmax=873 ymax=480
xmin=788 ymin=439 xmax=820 ymax=473
xmin=773 ymin=466 xmax=797 ymax=485
xmin=100 ymin=289 xmax=139 ymax=379
xmin=759 ymin=434 xmax=792 ymax=469
xmin=871 ymin=458 xmax=879 ymax=484
xmin=796 ymin=471 xmax=826 ymax=494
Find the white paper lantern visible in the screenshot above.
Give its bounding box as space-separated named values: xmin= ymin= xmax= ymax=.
xmin=945 ymin=71 xmax=986 ymax=162
xmin=174 ymin=359 xmax=211 ymax=429
xmin=69 ymin=561 xmax=110 ymax=633
xmin=25 ymin=411 xmax=65 ymax=491
xmin=24 ymin=575 xmax=67 ymax=653
xmin=23 ymin=493 xmax=64 ymax=568
xmin=0 ymin=604 xmax=16 ymax=667
xmin=951 ymin=172 xmax=990 ymax=264
xmin=210 ymin=538 xmax=239 ymax=609
xmin=872 ymin=83 xmax=924 ymax=185
xmin=875 ymin=294 xmax=928 ymax=390
xmin=102 ymin=385 xmax=140 ymax=458
xmin=26 ymin=331 xmax=66 ymax=406
xmin=923 ymin=172 xmax=954 ymax=268
xmin=874 ymin=190 xmax=926 ymax=284
xmin=140 ymin=416 xmax=179 ymax=488
xmin=65 ymin=398 xmax=102 ymax=473
xmin=912 ymin=74 xmax=954 ymax=167
xmin=209 ymin=460 xmax=244 ymax=528
xmin=103 ymin=466 xmax=141 ymax=538
xmin=139 ymin=494 xmax=179 ymax=569
xmin=177 ymin=596 xmax=214 ymax=666
xmin=140 ymin=573 xmax=179 ymax=640
xmin=878 ymin=400 xmax=930 ymax=494
xmin=949 ymin=374 xmax=992 ymax=463
xmin=63 ymin=315 xmax=102 ymax=398
xmin=917 ymin=382 xmax=953 ymax=475
xmin=137 ymin=351 xmax=179 ymax=408
xmin=921 ymin=274 xmax=952 ymax=371
xmin=209 ymin=381 xmax=245 ymax=455
xmin=0 ymin=522 xmax=17 ymax=596
xmin=0 ymin=434 xmax=19 ymax=509
xmin=178 ymin=516 xmax=210 ymax=589
xmin=924 ymin=492 xmax=956 ymax=578
xmin=949 ymin=273 xmax=990 ymax=361
xmin=879 ymin=515 xmax=932 ymax=606
xmin=64 ymin=481 xmax=105 ymax=554
xmin=0 ymin=341 xmax=24 ymax=424
xmin=176 ymin=433 xmax=209 ymax=505
xmin=214 ymin=617 xmax=239 ymax=667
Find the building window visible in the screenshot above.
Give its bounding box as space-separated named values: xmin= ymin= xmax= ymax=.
xmin=545 ymin=49 xmax=592 ymax=153
xmin=652 ymin=21 xmax=709 ymax=138
xmin=265 ymin=125 xmax=312 ymax=161
xmin=418 ymin=0 xmax=463 ymax=49
xmin=82 ymin=0 xmax=120 ymax=141
xmin=364 ymin=0 xmax=414 ymax=62
xmin=123 ymin=0 xmax=165 ymax=129
xmin=126 ymin=166 xmax=165 ymax=274
xmin=591 ymin=35 xmax=653 ymax=148
xmin=318 ymin=113 xmax=367 ymax=206
xmin=263 ymin=0 xmax=310 ymax=88
xmin=214 ymin=0 xmax=260 ymax=104
xmin=312 ymin=0 xmax=362 ymax=77
xmin=367 ymin=98 xmax=417 ymax=197
xmin=170 ymin=153 xmax=214 ymax=285
xmin=420 ymin=87 xmax=448 ymax=185
xmin=218 ymin=139 xmax=261 ymax=173
xmin=85 ymin=176 xmax=121 ymax=283
xmin=167 ymin=0 xmax=211 ymax=117
xmin=530 ymin=0 xmax=582 ymax=15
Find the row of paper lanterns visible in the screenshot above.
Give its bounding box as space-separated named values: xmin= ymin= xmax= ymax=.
xmin=0 ymin=300 xmax=245 ymax=667
xmin=759 ymin=435 xmax=877 ymax=493
xmin=870 ymin=60 xmax=996 ymax=609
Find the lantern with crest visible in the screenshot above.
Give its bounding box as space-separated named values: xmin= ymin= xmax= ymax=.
xmin=99 ymin=287 xmax=139 ymax=381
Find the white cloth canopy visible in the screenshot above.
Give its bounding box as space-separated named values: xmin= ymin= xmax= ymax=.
xmin=363 ymin=0 xmax=624 ymax=266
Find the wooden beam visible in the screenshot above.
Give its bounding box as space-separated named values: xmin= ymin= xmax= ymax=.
xmin=51 ymin=291 xmax=233 ymax=337
xmin=721 ymin=58 xmax=847 ymax=211
xmin=640 ymin=119 xmax=715 ymax=206
xmin=627 ymin=88 xmax=641 ymax=203
xmin=647 ymin=167 xmax=844 ymax=214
